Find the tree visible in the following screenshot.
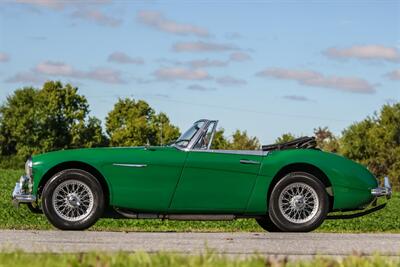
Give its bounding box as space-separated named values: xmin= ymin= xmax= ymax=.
xmin=105 ymin=98 xmax=179 ymax=146
xmin=341 ymin=103 xmax=400 ymax=186
xmin=275 ymin=133 xmax=296 ymax=144
xmin=0 ymin=81 xmax=107 ymax=166
xmin=228 ymin=130 xmax=260 ymax=150
xmin=211 ymin=128 xmax=230 ymax=149
xmin=210 ymin=128 xmax=260 ymax=150
xmin=151 ymin=112 xmax=180 ymax=145
xmin=314 ymin=126 xmax=340 ymax=152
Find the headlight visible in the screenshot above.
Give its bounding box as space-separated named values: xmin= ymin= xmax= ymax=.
xmin=25 ymin=158 xmax=33 ymax=178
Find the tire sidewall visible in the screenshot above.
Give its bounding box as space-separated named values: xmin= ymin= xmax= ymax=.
xmin=42 ymin=169 xmax=104 ymax=230
xmin=256 ymin=213 xmax=282 ymax=232
xmin=269 ymin=172 xmax=329 ymax=232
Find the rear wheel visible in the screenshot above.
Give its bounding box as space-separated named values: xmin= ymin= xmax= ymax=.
xmin=268 ymin=172 xmax=329 ymax=232
xmin=42 ymin=169 xmax=104 ymax=230
xmin=256 ymin=213 xmax=282 ymax=232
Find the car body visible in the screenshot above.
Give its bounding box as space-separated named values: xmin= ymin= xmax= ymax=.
xmin=12 ymin=119 xmax=392 ymax=232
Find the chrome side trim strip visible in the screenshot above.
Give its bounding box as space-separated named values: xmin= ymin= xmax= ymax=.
xmin=239 ymin=159 xmax=261 ymax=165
xmin=112 ymin=163 xmax=147 ymax=168
xmin=190 ymin=149 xmax=267 ymax=156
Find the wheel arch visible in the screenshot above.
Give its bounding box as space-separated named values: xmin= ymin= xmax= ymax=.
xmin=267 ymin=163 xmax=334 ymax=211
xmin=37 ymin=161 xmax=111 ymax=207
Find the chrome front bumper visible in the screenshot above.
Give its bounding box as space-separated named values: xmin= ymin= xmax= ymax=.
xmin=371 ymin=176 xmax=392 ymax=199
xmin=12 ymin=175 xmax=36 ymax=208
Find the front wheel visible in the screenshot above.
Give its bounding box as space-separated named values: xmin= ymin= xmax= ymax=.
xmin=27 ymin=202 xmax=42 ymax=214
xmin=42 ymin=169 xmax=104 ymax=230
xmin=268 ymin=172 xmax=329 ymax=232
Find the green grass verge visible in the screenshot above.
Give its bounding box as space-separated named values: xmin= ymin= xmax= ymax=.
xmin=1 ymin=169 xmax=399 ymax=232
xmin=0 ymin=251 xmax=399 ymax=267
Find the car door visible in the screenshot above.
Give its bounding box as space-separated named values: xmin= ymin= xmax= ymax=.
xmin=105 ymin=146 xmax=187 ymax=212
xmin=169 ymin=150 xmax=262 ymax=213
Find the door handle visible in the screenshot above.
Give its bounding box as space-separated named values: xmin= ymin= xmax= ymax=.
xmin=240 ymin=159 xmax=260 ymax=165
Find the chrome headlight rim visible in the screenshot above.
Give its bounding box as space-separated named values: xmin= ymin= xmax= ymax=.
xmin=25 ymin=158 xmax=33 ymax=178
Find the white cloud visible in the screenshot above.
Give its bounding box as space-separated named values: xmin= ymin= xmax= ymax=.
xmin=324 ymin=45 xmax=400 ymax=62
xmin=157 ymin=55 xmax=250 ymax=69
xmin=187 ymin=84 xmax=216 ymax=91
xmin=173 ymin=41 xmax=238 ymax=53
xmin=33 ymin=61 xmax=125 ymax=84
xmin=229 ymin=52 xmax=251 ymax=62
xmin=16 ymin=0 xmax=64 ymax=10
xmin=17 ymin=1 xmax=119 ymax=27
xmin=5 ymin=71 xmax=45 ymax=84
xmin=282 ymin=95 xmax=312 ymax=102
xmin=35 ymin=61 xmax=74 ymax=75
xmin=257 ymin=68 xmax=376 ymax=94
xmin=187 ymin=59 xmax=227 ymax=68
xmin=16 ymin=0 xmax=111 ymax=10
xmin=216 ymin=76 xmax=247 ymax=86
xmin=386 ymin=69 xmax=400 ymax=81
xmin=154 ymin=67 xmax=211 ymax=81
xmin=137 ymin=10 xmax=209 ymax=37
xmin=108 ymin=52 xmax=144 ymax=64
xmin=0 ymin=53 xmax=10 ymax=62
xmin=71 ymin=9 xmax=121 ymax=27
xmin=84 ymin=68 xmax=124 ymax=84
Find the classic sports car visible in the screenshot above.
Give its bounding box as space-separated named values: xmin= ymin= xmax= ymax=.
xmin=12 ymin=119 xmax=392 ymax=232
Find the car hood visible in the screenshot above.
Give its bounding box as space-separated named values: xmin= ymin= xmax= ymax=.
xmin=32 ymin=146 xmax=173 ymax=166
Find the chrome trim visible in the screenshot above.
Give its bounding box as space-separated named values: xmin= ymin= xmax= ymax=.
xmin=113 ymin=208 xmax=236 ymax=221
xmin=25 ymin=158 xmax=33 ymax=178
xmin=52 ymin=179 xmax=94 ymax=222
xmin=166 ymin=214 xmax=235 ymax=221
xmin=239 ymin=159 xmax=261 ymax=165
xmin=278 ymin=182 xmax=319 ymax=224
xmin=12 ymin=178 xmax=36 ymax=208
xmin=371 ymin=176 xmax=392 ymax=199
xmin=207 ymin=120 xmax=218 ymax=150
xmin=172 ymin=119 xmax=270 ymax=156
xmin=113 ymin=163 xmax=147 ymax=168
xmin=186 ymin=119 xmax=213 ymax=150
xmin=191 ymin=149 xmax=267 ymax=156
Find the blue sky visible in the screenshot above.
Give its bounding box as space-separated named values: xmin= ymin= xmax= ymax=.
xmin=0 ymin=0 xmax=399 ymax=144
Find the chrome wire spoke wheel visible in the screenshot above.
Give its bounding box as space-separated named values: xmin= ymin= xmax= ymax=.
xmin=278 ymin=182 xmax=319 ymax=224
xmin=52 ymin=179 xmax=94 ymax=222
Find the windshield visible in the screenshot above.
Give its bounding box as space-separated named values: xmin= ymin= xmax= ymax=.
xmin=173 ymin=121 xmax=205 ymax=148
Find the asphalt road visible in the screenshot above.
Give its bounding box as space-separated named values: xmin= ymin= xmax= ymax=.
xmin=0 ymin=230 xmax=399 ymax=259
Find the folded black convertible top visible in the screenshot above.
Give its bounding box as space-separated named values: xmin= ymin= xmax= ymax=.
xmin=262 ymin=136 xmax=317 ymax=152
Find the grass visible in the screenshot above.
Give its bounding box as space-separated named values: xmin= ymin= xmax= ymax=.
xmin=1 ymin=169 xmax=399 ymax=232
xmin=0 ymin=251 xmax=399 ymax=267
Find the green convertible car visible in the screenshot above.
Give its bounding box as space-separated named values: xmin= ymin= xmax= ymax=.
xmin=12 ymin=119 xmax=392 ymax=232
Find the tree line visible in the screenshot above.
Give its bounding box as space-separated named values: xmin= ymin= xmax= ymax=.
xmin=1 ymin=81 xmax=399 ymax=187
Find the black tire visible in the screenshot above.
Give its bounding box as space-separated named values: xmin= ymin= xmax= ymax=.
xmin=27 ymin=202 xmax=42 ymax=214
xmin=256 ymin=213 xmax=282 ymax=232
xmin=268 ymin=172 xmax=329 ymax=232
xmin=42 ymin=169 xmax=104 ymax=230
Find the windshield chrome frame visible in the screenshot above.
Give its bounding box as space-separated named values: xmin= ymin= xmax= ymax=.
xmin=173 ymin=119 xmax=218 ymax=151
xmin=206 ymin=120 xmax=218 ymax=150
